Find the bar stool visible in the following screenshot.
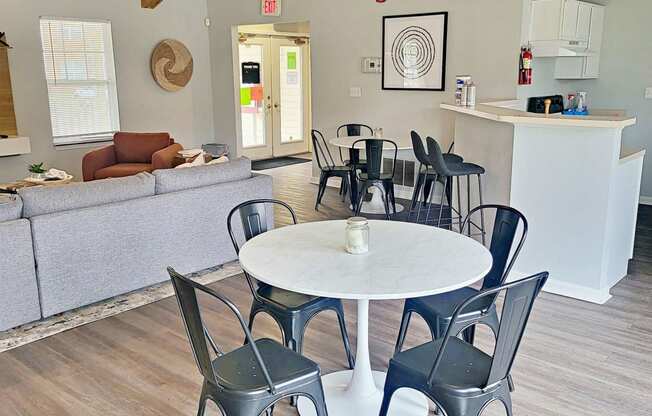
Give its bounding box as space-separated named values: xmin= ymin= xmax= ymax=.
xmin=426 ymin=137 xmax=486 ymax=244
xmin=408 ymin=131 xmax=463 ymax=223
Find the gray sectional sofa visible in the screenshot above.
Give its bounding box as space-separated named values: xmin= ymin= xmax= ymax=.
xmin=0 ymin=158 xmax=272 ymax=331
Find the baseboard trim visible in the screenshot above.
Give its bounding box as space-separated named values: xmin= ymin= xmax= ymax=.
xmin=508 ymin=270 xmax=611 ymax=304
xmin=640 ymin=196 xmax=652 ymax=206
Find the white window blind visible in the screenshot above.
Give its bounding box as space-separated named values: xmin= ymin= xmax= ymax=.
xmin=39 ymin=18 xmax=120 ymax=145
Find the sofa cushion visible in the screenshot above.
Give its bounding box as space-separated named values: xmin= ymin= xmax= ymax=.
xmin=94 ymin=163 xmax=153 ymax=180
xmin=153 ymin=157 xmax=252 ymax=194
xmin=19 ymin=172 xmax=155 ymax=217
xmin=0 ymin=194 xmax=23 ymax=222
xmin=114 ymin=132 xmax=171 ymax=163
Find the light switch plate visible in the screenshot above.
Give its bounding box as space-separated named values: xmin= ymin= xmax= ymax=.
xmin=646 ymin=87 xmax=652 ymax=99
xmin=350 ymin=87 xmax=362 ymax=98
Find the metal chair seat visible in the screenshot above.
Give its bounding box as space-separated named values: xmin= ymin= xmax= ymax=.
xmin=256 ymin=285 xmax=322 ymax=310
xmin=358 ymin=172 xmax=393 ymax=181
xmin=322 ymin=165 xmax=353 ymax=173
xmin=390 ymin=337 xmax=492 ymax=391
xmin=407 ymin=287 xmax=493 ymax=319
xmin=213 ymin=338 xmax=320 ymax=393
xmin=444 ymin=162 xmax=486 ymax=177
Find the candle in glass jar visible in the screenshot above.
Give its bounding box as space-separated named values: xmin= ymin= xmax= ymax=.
xmin=345 ymin=217 xmax=369 ymax=254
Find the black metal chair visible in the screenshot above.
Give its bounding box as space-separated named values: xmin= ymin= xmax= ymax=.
xmin=312 ymin=129 xmax=353 ymax=211
xmin=408 ymin=131 xmax=463 ymax=223
xmin=227 ymin=199 xmax=355 ymax=371
xmin=352 ymin=138 xmax=398 ymax=220
xmin=380 ymin=272 xmax=549 ymax=416
xmin=167 ymin=267 xmax=329 ymax=416
xmin=337 ymin=123 xmax=373 ymax=169
xmin=395 ymin=205 xmax=528 ymax=351
xmin=425 ymin=137 xmax=487 ymax=241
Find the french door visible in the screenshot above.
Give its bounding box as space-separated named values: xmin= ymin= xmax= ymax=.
xmin=238 ymin=35 xmax=311 ymax=159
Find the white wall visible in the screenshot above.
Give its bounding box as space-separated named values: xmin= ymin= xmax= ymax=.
xmin=207 ymin=0 xmax=522 ymax=156
xmin=0 ymin=0 xmax=214 ymax=183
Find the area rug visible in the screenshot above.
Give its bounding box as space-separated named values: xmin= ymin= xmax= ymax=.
xmin=252 ymin=156 xmax=311 ymax=171
xmin=0 ymin=261 xmax=243 ymax=353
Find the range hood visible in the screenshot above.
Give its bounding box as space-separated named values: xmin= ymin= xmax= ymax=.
xmin=531 ymin=40 xmax=590 ymax=57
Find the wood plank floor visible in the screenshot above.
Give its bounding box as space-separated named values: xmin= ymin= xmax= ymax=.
xmin=1 ymin=161 xmax=651 ymax=416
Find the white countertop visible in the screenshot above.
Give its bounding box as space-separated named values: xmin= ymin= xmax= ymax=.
xmin=441 ymin=100 xmax=636 ymax=129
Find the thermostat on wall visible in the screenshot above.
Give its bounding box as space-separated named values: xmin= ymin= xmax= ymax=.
xmin=362 ymin=57 xmax=382 ymax=74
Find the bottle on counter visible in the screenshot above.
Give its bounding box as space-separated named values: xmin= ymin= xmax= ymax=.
xmin=467 ymin=82 xmax=477 ymax=107
xmin=461 ymin=81 xmax=469 ymax=107
xmin=456 ymin=75 xmax=471 ymax=106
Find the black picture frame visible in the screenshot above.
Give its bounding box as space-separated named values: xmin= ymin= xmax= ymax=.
xmin=382 ymin=12 xmax=448 ymax=91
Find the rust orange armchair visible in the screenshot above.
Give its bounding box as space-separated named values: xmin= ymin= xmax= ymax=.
xmin=82 ymin=132 xmax=183 ymax=181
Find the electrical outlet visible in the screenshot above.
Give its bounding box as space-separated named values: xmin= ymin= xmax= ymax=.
xmin=646 ymin=87 xmax=652 ymax=99
xmin=350 ymin=87 xmax=362 ymax=98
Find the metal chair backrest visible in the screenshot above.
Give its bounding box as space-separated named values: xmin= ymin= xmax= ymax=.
xmin=410 ymin=131 xmax=431 ymax=166
xmin=462 ymin=205 xmax=528 ymax=291
xmin=168 ymin=267 xmax=277 ymax=393
xmin=352 ymin=138 xmax=398 ymax=181
xmin=337 ymin=123 xmax=373 ymax=138
xmin=227 ymin=199 xmax=297 ymax=301
xmin=425 ymin=136 xmax=454 ymax=177
xmin=312 ymin=129 xmax=336 ymax=171
xmin=428 ymin=272 xmax=549 ymax=389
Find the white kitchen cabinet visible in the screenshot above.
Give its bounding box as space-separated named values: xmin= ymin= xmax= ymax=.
xmin=528 ymin=0 xmax=604 ymax=57
xmin=553 ymin=2 xmax=605 ymax=79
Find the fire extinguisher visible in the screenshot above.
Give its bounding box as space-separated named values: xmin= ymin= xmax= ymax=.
xmin=519 ymin=46 xmax=533 ymax=85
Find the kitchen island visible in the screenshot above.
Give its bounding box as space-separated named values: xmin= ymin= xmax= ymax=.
xmin=442 ymin=100 xmax=644 ymax=304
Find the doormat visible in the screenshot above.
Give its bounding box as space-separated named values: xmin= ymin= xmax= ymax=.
xmin=252 ymin=156 xmax=311 ymax=171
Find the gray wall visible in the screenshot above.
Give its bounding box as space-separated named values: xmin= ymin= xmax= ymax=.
xmin=518 ymin=0 xmax=651 ymax=198
xmin=206 ymin=0 xmax=522 ymax=155
xmin=0 ymin=0 xmax=214 ymax=183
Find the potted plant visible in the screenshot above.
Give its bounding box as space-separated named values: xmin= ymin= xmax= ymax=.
xmin=28 ymin=162 xmax=47 ymax=180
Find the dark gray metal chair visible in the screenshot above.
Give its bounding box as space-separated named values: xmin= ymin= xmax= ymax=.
xmin=312 ymin=129 xmax=353 ymax=211
xmin=408 ymin=131 xmax=463 ymax=223
xmin=395 ymin=205 xmax=528 ymax=352
xmin=353 ymin=138 xmax=398 ymax=220
xmin=425 ymin=137 xmax=486 ymax=240
xmin=337 ymin=123 xmax=373 ymax=169
xmin=380 ymin=272 xmax=549 ymax=416
xmin=227 ymin=199 xmax=355 ymax=371
xmin=167 ymin=267 xmax=329 ymax=416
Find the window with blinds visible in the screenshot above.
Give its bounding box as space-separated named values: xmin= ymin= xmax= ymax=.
xmin=39 ymin=18 xmax=120 ymax=145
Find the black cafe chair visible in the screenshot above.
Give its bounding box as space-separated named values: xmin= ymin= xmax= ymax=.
xmin=227 ymin=199 xmax=355 ymax=370
xmin=168 ymin=267 xmax=329 ymax=416
xmin=312 ymin=129 xmax=353 ymax=211
xmin=336 ymin=123 xmax=373 ymax=169
xmin=395 ymin=205 xmax=528 ymax=351
xmin=353 ymin=138 xmax=398 ymax=220
xmin=380 ymin=272 xmax=549 ymax=416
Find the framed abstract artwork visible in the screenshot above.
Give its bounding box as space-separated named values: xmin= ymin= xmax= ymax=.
xmin=382 ymin=12 xmax=448 ymax=91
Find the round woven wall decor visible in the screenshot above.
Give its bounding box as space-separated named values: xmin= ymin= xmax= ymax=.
xmin=151 ymin=39 xmax=193 ymax=92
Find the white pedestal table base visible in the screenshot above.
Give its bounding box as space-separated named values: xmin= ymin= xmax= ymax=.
xmin=297 ymin=299 xmax=427 ymax=416
xmin=350 ymin=188 xmax=405 ymax=215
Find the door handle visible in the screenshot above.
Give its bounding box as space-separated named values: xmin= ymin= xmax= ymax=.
xmin=274 ymin=103 xmax=280 ymax=110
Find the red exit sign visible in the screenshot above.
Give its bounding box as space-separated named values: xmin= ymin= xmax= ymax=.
xmin=262 ymin=0 xmax=281 ymax=17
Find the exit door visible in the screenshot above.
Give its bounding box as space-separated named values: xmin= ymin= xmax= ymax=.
xmin=238 ymin=35 xmax=311 ymax=160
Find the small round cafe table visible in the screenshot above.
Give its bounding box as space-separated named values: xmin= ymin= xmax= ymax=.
xmin=238 ymin=220 xmax=492 ymax=416
xmin=329 ymin=136 xmax=413 ymax=215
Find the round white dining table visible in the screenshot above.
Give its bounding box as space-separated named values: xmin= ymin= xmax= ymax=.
xmin=238 ymin=220 xmax=492 ymax=416
xmin=329 ymin=136 xmax=413 ymax=215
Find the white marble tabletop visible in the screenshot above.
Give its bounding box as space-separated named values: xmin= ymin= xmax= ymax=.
xmin=239 ymin=220 xmax=492 ymax=300
xmin=329 ymin=136 xmax=413 ymax=150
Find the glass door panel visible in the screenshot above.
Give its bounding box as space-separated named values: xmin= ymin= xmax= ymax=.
xmin=279 ymin=46 xmax=303 ymax=144
xmin=238 ymin=38 xmax=273 ymax=159
xmin=271 ymin=38 xmax=310 ymax=157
